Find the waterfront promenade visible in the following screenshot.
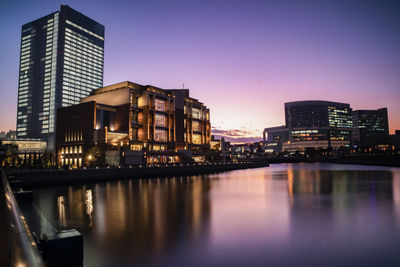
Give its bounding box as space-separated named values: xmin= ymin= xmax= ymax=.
xmin=7 ymin=161 xmax=269 ymax=188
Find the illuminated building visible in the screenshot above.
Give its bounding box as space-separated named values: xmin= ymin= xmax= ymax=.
xmin=262 ymin=126 xmax=289 ymax=153
xmin=16 ymin=5 xmax=104 ymax=150
xmin=282 ymin=101 xmax=353 ymax=152
xmin=352 ymin=108 xmax=389 ymax=146
xmin=56 ymin=81 xmax=211 ymax=166
xmin=0 ymin=139 xmax=47 ymax=163
xmin=169 ymin=90 xmax=211 ymax=151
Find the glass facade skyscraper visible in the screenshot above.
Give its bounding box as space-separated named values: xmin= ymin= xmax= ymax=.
xmin=16 ymin=5 xmax=104 ymax=148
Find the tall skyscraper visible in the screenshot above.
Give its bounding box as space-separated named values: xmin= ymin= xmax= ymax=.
xmin=16 ymin=5 xmax=104 ymax=149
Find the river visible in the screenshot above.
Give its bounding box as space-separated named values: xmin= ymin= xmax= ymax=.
xmin=32 ymin=163 xmax=400 ymax=267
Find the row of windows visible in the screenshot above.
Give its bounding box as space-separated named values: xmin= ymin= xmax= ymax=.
xmin=62 ymin=89 xmax=89 ymax=99
xmin=64 ymin=36 xmax=103 ymax=60
xmin=65 ymin=34 xmax=103 ymax=56
xmin=64 ymin=41 xmax=103 ymax=63
xmin=63 ymin=74 xmax=102 ymax=89
xmin=19 ymin=81 xmax=31 ymax=87
xmin=22 ymin=34 xmax=32 ymax=40
xmin=62 ymin=83 xmax=92 ymax=95
xmin=66 ymin=20 xmax=104 ymax=40
xmin=64 ymin=57 xmax=102 ymax=76
xmin=21 ymin=53 xmax=31 ymax=61
xmin=63 ymin=60 xmax=103 ymax=81
xmin=63 ymin=66 xmax=102 ymax=86
xmin=21 ymin=57 xmax=33 ymax=64
xmin=64 ymin=50 xmax=103 ymax=70
xmin=64 ymin=52 xmax=102 ymax=70
xmin=18 ymin=94 xmax=30 ymax=100
xmin=63 ymin=52 xmax=102 ymax=69
xmin=21 ymin=43 xmax=32 ymax=50
xmin=64 ymin=67 xmax=102 ymax=84
xmin=65 ymin=28 xmax=103 ymax=52
xmin=21 ymin=50 xmax=31 ymax=57
xmin=64 ymin=43 xmax=103 ymax=64
xmin=21 ymin=42 xmax=31 ymax=50
xmin=20 ymin=61 xmax=33 ymax=68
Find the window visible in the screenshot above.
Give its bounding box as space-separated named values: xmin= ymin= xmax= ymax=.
xmin=192 ymin=108 xmax=201 ymax=119
xmin=155 ymin=99 xmax=166 ymax=112
xmin=192 ymin=121 xmax=201 ymax=132
xmin=192 ymin=134 xmax=202 ymax=144
xmin=155 ymin=114 xmax=167 ymax=127
xmin=155 ymin=129 xmax=167 ymax=142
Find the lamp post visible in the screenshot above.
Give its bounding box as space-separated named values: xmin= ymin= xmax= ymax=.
xmin=87 ymin=154 xmax=93 ymax=167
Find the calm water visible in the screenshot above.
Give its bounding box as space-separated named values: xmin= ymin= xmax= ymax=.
xmin=32 ymin=163 xmax=400 ymax=267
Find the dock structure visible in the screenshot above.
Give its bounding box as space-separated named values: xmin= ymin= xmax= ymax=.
xmin=9 ymin=161 xmax=269 ymax=188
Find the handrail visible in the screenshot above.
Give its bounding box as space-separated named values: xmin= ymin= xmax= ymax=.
xmin=0 ymin=170 xmax=45 ymax=267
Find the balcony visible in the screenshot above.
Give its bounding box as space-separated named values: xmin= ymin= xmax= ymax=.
xmin=131 ymin=121 xmax=142 ymax=128
xmin=131 ymin=104 xmax=142 ymax=112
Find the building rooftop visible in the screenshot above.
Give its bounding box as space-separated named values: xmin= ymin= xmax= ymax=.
xmin=285 ymin=100 xmax=351 ymax=108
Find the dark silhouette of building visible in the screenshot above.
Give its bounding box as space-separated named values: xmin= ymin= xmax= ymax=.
xmin=352 ymin=108 xmax=389 ymax=146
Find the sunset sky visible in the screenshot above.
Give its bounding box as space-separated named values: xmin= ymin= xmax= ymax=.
xmin=1 ymin=0 xmax=399 ymax=143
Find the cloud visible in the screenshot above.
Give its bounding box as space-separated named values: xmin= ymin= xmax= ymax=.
xmin=211 ymin=126 xmax=262 ymax=144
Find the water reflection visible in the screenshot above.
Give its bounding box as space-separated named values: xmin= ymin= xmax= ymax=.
xmin=32 ymin=164 xmax=400 ymax=267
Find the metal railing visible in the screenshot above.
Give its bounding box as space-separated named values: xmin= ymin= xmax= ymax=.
xmin=0 ymin=170 xmax=44 ymax=267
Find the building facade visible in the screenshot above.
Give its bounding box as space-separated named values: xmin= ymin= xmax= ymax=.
xmin=16 ymin=5 xmax=104 ymax=149
xmin=352 ymin=108 xmax=389 ymax=146
xmin=56 ymin=81 xmax=211 ymax=167
xmin=282 ymin=100 xmax=353 ymax=151
xmin=262 ymin=126 xmax=289 ymax=153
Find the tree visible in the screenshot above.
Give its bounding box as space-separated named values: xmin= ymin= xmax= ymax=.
xmin=41 ymin=152 xmax=54 ymax=169
xmin=3 ymin=145 xmax=20 ymax=168
xmin=84 ymin=146 xmax=105 ymax=166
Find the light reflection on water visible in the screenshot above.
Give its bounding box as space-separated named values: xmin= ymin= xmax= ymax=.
xmin=33 ymin=163 xmax=400 ymax=267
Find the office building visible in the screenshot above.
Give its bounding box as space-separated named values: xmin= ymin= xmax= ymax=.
xmin=56 ymin=81 xmax=211 ymax=167
xmin=262 ymin=126 xmax=289 ymax=153
xmin=283 ymin=100 xmax=353 ymax=151
xmin=16 ymin=5 xmax=104 ymax=149
xmin=352 ymin=108 xmax=389 ymax=146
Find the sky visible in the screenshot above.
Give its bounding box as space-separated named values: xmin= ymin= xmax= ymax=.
xmin=1 ymin=0 xmax=399 ymax=143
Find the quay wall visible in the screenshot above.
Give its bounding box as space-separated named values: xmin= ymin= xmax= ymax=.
xmin=10 ymin=161 xmax=269 ymax=188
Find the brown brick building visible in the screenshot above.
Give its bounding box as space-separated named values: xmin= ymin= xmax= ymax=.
xmin=56 ymin=81 xmax=211 ymax=166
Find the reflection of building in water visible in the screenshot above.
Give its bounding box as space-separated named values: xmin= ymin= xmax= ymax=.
xmin=287 ymin=168 xmax=333 ymax=195
xmin=85 ymin=189 xmax=93 ymax=226
xmin=287 ymin=169 xmax=393 ymax=196
xmin=47 ymin=177 xmax=211 ymax=260
xmin=393 ymin=172 xmax=400 ymax=225
xmin=286 ymin=167 xmax=396 ymax=254
xmin=57 ymin=196 xmax=66 ymax=228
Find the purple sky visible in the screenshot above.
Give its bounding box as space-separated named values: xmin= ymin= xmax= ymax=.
xmin=1 ymin=0 xmax=399 ymax=143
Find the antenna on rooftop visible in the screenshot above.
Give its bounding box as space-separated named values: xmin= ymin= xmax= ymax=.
xmin=182 ymin=83 xmax=185 ymax=89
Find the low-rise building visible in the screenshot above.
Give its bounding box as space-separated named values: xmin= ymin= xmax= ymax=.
xmin=0 ymin=138 xmax=47 ymax=165
xmin=262 ymin=126 xmax=289 ymax=153
xmin=56 ymin=81 xmax=211 ymax=167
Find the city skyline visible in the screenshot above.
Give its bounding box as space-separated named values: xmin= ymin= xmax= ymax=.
xmin=1 ymin=0 xmax=400 ymax=143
